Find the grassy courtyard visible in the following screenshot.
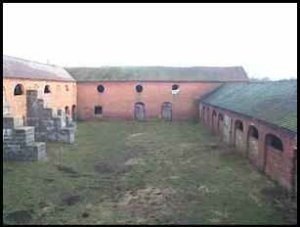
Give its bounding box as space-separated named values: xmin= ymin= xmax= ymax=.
xmin=3 ymin=120 xmax=297 ymax=224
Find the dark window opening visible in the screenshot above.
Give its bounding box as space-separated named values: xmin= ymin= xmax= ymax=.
xmin=97 ymin=84 xmax=105 ymax=93
xmin=44 ymin=85 xmax=51 ymax=93
xmin=136 ymin=84 xmax=143 ymax=93
xmin=266 ymin=134 xmax=283 ymax=151
xmin=218 ymin=114 xmax=224 ymax=121
xmin=235 ymin=120 xmax=243 ymax=131
xmin=172 ymin=84 xmax=179 ymax=90
xmin=14 ymin=84 xmax=24 ymax=96
xmin=94 ymin=106 xmax=103 ymax=115
xmin=249 ymin=126 xmax=259 ymax=139
xmin=65 ymin=85 xmax=69 ymax=91
xmin=72 ymin=105 xmax=76 ymax=120
xmin=212 ymin=110 xmax=217 ymax=117
xmin=65 ymin=106 xmax=70 ymax=115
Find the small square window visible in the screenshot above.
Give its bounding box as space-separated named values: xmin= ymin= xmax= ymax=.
xmin=94 ymin=106 xmax=103 ymax=115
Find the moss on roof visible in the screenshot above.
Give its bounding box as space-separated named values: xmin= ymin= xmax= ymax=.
xmin=65 ymin=66 xmax=248 ymax=82
xmin=201 ymin=80 xmax=297 ymax=133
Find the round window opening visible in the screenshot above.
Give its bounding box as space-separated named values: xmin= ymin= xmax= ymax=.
xmin=97 ymin=84 xmax=105 ymax=93
xmin=172 ymin=84 xmax=179 ymax=90
xmin=136 ymin=85 xmax=143 ymax=93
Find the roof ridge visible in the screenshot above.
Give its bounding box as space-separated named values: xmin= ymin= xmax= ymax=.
xmin=3 ymin=55 xmax=59 ymax=68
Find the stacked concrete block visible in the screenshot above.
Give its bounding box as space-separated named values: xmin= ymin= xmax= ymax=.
xmin=26 ymin=90 xmax=76 ymax=144
xmin=3 ymin=115 xmax=46 ymax=161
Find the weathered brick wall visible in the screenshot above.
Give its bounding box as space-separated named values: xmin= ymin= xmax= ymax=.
xmin=77 ymin=81 xmax=222 ymax=121
xmin=200 ymin=103 xmax=297 ymax=191
xmin=26 ymin=90 xmax=76 ymax=144
xmin=3 ymin=78 xmax=77 ymax=121
xmin=3 ymin=115 xmax=46 ymax=161
xmin=248 ymin=137 xmax=259 ymax=167
xmin=235 ymin=129 xmax=246 ymax=156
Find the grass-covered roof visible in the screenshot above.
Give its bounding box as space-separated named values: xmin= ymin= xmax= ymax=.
xmin=201 ymin=80 xmax=297 ymax=133
xmin=65 ymin=66 xmax=248 ymax=82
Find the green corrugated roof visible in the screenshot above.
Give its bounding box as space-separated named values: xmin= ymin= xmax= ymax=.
xmin=201 ymin=80 xmax=297 ymax=133
xmin=65 ymin=66 xmax=248 ymax=82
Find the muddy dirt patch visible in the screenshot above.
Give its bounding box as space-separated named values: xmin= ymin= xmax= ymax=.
xmin=118 ymin=186 xmax=176 ymax=222
xmin=94 ymin=160 xmax=132 ymax=175
xmin=61 ymin=194 xmax=81 ymax=206
xmin=55 ymin=164 xmax=78 ymax=175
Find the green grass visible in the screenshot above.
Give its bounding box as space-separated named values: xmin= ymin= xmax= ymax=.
xmin=3 ymin=120 xmax=297 ymax=224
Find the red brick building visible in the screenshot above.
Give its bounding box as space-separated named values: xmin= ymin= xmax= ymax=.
xmin=65 ymin=66 xmax=248 ymax=121
xmin=3 ymin=55 xmax=77 ymax=122
xmin=2 ymin=55 xmax=297 ymax=192
xmin=199 ymin=81 xmax=297 ymax=192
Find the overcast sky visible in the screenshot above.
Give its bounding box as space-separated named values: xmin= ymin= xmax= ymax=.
xmin=3 ymin=3 xmax=297 ymax=80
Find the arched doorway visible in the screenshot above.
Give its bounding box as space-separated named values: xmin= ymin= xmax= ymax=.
xmin=217 ymin=113 xmax=224 ymax=139
xmin=212 ymin=110 xmax=217 ymax=131
xmin=134 ymin=102 xmax=145 ymax=121
xmin=65 ymin=106 xmax=70 ymax=125
xmin=202 ymin=106 xmax=206 ymax=122
xmin=247 ymin=125 xmax=259 ymax=163
xmin=264 ymin=134 xmax=284 ymax=173
xmin=72 ymin=105 xmax=77 ymax=121
xmin=161 ymin=102 xmax=172 ymax=121
xmin=234 ymin=120 xmax=244 ymax=153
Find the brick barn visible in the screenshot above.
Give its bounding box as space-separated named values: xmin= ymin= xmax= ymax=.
xmin=2 ymin=55 xmax=297 ymax=193
xmin=199 ymin=81 xmax=297 ymax=192
xmin=65 ymin=66 xmax=248 ymax=121
xmin=3 ymin=55 xmax=77 ymax=160
xmin=3 ymin=55 xmax=77 ymax=122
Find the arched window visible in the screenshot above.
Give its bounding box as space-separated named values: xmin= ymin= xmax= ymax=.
xmin=235 ymin=120 xmax=243 ymax=131
xmin=65 ymin=85 xmax=69 ymax=91
xmin=14 ymin=84 xmax=24 ymax=96
xmin=97 ymin=84 xmax=105 ymax=93
xmin=44 ymin=85 xmax=51 ymax=93
xmin=65 ymin=106 xmax=70 ymax=115
xmin=136 ymin=84 xmax=143 ymax=93
xmin=248 ymin=126 xmax=259 ymax=139
xmin=172 ymin=84 xmax=179 ymax=90
xmin=266 ymin=134 xmax=283 ymax=151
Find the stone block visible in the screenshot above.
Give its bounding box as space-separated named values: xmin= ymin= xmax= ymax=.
xmin=3 ymin=116 xmax=23 ymax=129
xmin=15 ymin=126 xmax=35 ymax=135
xmin=25 ymin=142 xmax=47 ymax=161
xmin=46 ymin=128 xmax=75 ymax=144
xmin=37 ymin=99 xmax=44 ymax=109
xmin=3 ymin=128 xmax=13 ymax=138
xmin=40 ymin=119 xmax=55 ymax=130
xmin=3 ymin=144 xmax=22 ymax=161
xmin=26 ymin=117 xmax=40 ymax=127
xmin=53 ymin=117 xmax=63 ymax=129
xmin=42 ymin=108 xmax=53 ymax=119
